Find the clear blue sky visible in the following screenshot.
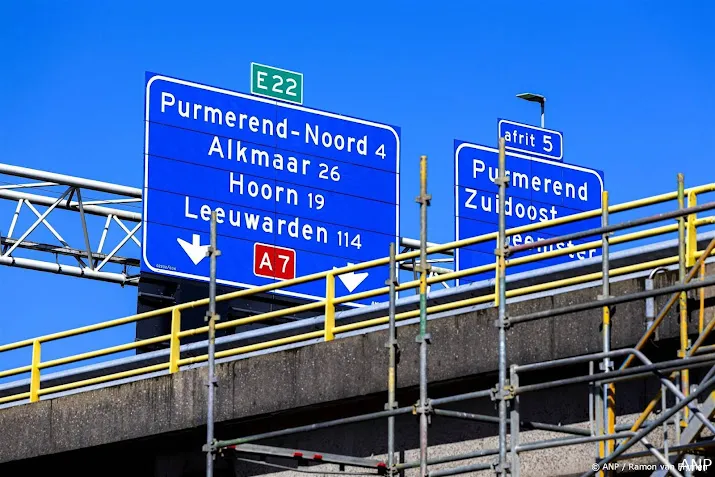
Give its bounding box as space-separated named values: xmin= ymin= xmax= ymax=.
xmin=0 ymin=2 xmax=713 ymax=371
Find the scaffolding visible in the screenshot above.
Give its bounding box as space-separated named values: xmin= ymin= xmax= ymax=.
xmin=1 ymin=148 xmax=715 ymax=476
xmin=203 ymin=142 xmax=715 ymax=476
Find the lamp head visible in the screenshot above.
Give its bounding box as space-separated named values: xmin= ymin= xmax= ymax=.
xmin=516 ymin=93 xmax=546 ymax=104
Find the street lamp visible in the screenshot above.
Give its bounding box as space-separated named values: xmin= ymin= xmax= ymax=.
xmin=516 ymin=92 xmax=546 ymax=128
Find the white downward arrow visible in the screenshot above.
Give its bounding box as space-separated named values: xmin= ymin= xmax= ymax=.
xmin=334 ymin=263 xmax=369 ymax=293
xmin=177 ymin=234 xmax=209 ymax=265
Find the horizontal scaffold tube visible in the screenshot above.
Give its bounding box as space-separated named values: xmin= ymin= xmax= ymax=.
xmin=510 ymin=275 xmax=715 ymax=325
xmin=213 ymin=389 xmax=494 ymax=449
xmin=433 ymin=409 xmax=591 ymax=436
xmin=515 ymin=352 xmax=715 ymax=395
xmin=508 ymin=199 xmax=715 ymax=255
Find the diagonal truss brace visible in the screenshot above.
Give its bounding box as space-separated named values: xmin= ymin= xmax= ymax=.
xmin=0 ymin=165 xmax=143 ymax=286
xmin=2 ymin=187 xmax=72 ymax=258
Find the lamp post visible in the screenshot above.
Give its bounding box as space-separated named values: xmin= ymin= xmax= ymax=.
xmin=516 ymin=93 xmax=546 ymax=128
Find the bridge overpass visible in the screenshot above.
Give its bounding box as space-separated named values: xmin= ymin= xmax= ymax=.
xmin=1 ymin=160 xmax=715 ymax=476
xmin=1 ymin=234 xmax=715 ymax=476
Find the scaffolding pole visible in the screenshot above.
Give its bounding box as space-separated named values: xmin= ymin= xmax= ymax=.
xmin=678 ymin=174 xmax=691 ymax=427
xmin=416 ymin=155 xmax=431 ymax=477
xmin=600 ymin=190 xmax=616 ymax=472
xmin=386 ymin=241 xmax=398 ymax=475
xmin=205 ymin=211 xmax=220 ymax=477
xmin=496 ymin=137 xmax=509 ymax=476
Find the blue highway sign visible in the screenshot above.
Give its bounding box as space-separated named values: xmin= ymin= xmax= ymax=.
xmin=455 ymin=141 xmax=603 ymax=285
xmin=498 ymin=119 xmax=564 ymax=161
xmin=142 ymin=73 xmax=400 ymax=306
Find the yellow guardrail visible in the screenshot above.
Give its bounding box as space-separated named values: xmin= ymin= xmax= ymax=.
xmin=1 ymin=183 xmax=714 ymax=405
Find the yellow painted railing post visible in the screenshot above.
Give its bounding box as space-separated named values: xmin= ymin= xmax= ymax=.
xmin=700 ymin=261 xmax=705 ymax=334
xmin=169 ymin=308 xmax=181 ymax=373
xmin=325 ymin=273 xmax=335 ymax=341
xmin=686 ymin=190 xmax=697 ymax=267
xmin=30 ymin=339 xmax=41 ymax=403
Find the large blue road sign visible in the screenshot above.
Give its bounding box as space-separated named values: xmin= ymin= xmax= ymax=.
xmin=142 ymin=73 xmax=400 ymax=307
xmin=498 ymin=119 xmax=564 ymax=161
xmin=455 ymin=141 xmax=603 ymax=285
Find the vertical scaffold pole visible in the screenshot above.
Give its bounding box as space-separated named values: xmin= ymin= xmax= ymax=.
xmin=677 ymin=173 xmax=690 ymax=425
xmin=496 ymin=138 xmax=509 ymax=476
xmin=595 ymin=360 xmax=604 ymax=477
xmin=600 ymin=191 xmax=615 ymax=474
xmin=509 ymin=365 xmax=520 ymax=477
xmin=206 ymin=211 xmax=220 ymax=477
xmin=387 ymin=242 xmax=399 ymax=474
xmin=416 ymin=155 xmax=431 ymax=477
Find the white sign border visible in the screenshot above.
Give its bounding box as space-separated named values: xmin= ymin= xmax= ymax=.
xmin=498 ymin=118 xmax=564 ymax=161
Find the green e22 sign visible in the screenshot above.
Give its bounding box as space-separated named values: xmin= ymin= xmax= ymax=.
xmin=250 ymin=62 xmax=303 ymax=105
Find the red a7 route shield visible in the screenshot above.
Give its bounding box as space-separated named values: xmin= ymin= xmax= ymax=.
xmin=253 ymin=243 xmax=296 ymax=280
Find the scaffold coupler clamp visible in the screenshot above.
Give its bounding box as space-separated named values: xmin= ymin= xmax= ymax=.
xmin=493 ymin=244 xmax=512 ymax=260
xmin=416 ymin=332 xmax=432 ymax=345
xmin=206 ymin=244 xmax=222 ymax=261
xmin=492 ymin=462 xmax=511 ymax=475
xmin=494 ymin=314 xmax=512 ymax=330
xmin=202 ymin=439 xmax=218 ymax=455
xmin=598 ymin=360 xmax=614 ymax=372
xmin=415 ymin=192 xmax=432 ymax=207
xmin=492 ymin=460 xmax=511 ymax=474
xmin=413 ymin=398 xmax=433 ymax=424
xmin=491 ymin=384 xmax=515 ymax=402
xmin=206 ymin=374 xmax=218 ymax=389
xmin=495 ymin=174 xmax=510 ymax=189
xmin=205 ymin=311 xmax=221 ymax=323
xmin=597 ymin=293 xmax=613 ymax=306
xmin=385 ymin=339 xmax=401 ymax=362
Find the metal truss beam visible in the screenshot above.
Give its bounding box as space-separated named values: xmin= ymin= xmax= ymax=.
xmin=0 ymin=163 xmax=457 ymax=289
xmin=0 ymin=164 xmax=142 ymax=286
xmin=0 ymin=163 xmax=142 ymax=198
xmin=0 ymin=237 xmax=138 ymax=267
xmin=0 ymin=189 xmax=141 ymax=221
xmin=0 ymin=255 xmax=138 ymax=285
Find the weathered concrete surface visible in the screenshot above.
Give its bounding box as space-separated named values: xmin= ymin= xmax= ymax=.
xmin=0 ymin=264 xmax=713 ymax=475
xmin=0 ymin=376 xmax=684 ymax=477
